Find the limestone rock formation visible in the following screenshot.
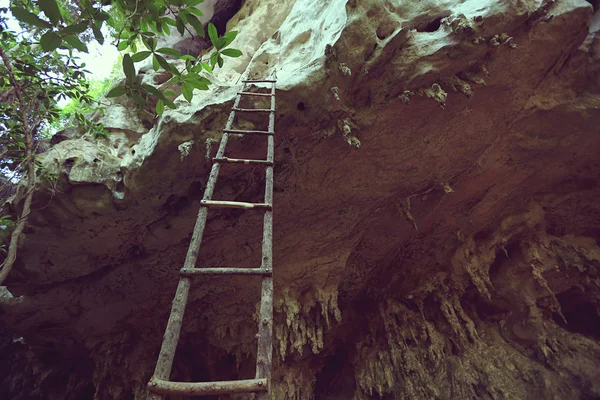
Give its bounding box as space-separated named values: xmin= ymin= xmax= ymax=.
xmin=2 ymin=0 xmax=600 ymax=399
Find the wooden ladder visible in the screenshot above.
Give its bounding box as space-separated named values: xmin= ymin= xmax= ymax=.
xmin=147 ymin=78 xmax=277 ymax=399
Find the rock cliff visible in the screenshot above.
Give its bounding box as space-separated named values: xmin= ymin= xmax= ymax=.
xmin=2 ymin=0 xmax=600 ymax=399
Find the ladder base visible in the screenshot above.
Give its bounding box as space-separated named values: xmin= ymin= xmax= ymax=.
xmin=148 ymin=378 xmax=268 ymax=396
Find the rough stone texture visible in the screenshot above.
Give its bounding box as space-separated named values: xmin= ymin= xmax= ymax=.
xmin=2 ymin=0 xmax=600 ymax=399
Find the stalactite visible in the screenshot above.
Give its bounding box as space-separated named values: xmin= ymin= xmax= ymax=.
xmin=274 ymin=286 xmax=341 ymax=361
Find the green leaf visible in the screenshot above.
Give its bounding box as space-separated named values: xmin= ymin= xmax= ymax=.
xmin=217 ymin=55 xmax=223 ymax=68
xmin=131 ymin=51 xmax=152 ymax=62
xmin=133 ymin=93 xmax=146 ymax=106
xmin=187 ymin=0 xmax=204 ymax=6
xmin=223 ymin=31 xmax=238 ymax=47
xmin=176 ymin=18 xmax=185 ymax=36
xmin=216 ymin=38 xmax=226 ymax=50
xmin=163 ymin=17 xmax=177 ymax=26
xmin=208 ymin=23 xmax=218 ymax=48
xmin=186 ymin=14 xmax=204 ymax=37
xmin=201 ymin=62 xmax=213 ymax=74
xmin=143 ymin=37 xmax=157 ymax=51
xmin=96 ymin=12 xmax=110 ymax=21
xmin=63 ymin=22 xmax=88 ymax=34
xmin=130 ymin=40 xmax=137 ymax=53
xmin=140 ymin=84 xmax=163 ymax=98
xmin=40 ymin=31 xmax=62 ymax=51
xmin=156 ymin=47 xmax=183 ymax=58
xmin=210 ymin=52 xmax=218 ymax=68
xmin=152 ymin=55 xmax=160 ymax=71
xmin=64 ymin=35 xmax=89 ymax=52
xmin=140 ymin=17 xmax=149 ymax=33
xmin=117 ymin=41 xmax=128 ymax=51
xmin=155 ymin=54 xmax=179 ymax=75
xmin=187 ymin=7 xmax=204 ymax=17
xmin=186 ymin=78 xmax=209 ymax=91
xmin=38 ymin=0 xmax=62 ymax=25
xmin=221 ymin=48 xmax=242 ymax=57
xmin=156 ymin=99 xmax=165 ymax=116
xmin=106 ymin=85 xmax=126 ymax=97
xmin=181 ymin=83 xmax=193 ymax=102
xmin=122 ymin=54 xmax=136 ymax=85
xmin=162 ymin=21 xmax=171 ymax=35
xmin=92 ymin=23 xmax=104 ymax=45
xmin=10 ymin=6 xmax=51 ymax=28
xmin=178 ymin=10 xmax=189 ymax=24
xmin=165 ymin=98 xmax=177 ymax=109
xmin=164 ymin=90 xmax=176 ymax=97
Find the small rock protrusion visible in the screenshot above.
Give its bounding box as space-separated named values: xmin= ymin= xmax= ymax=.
xmin=330 ymin=86 xmax=340 ymax=101
xmin=341 ymin=121 xmax=351 ymax=136
xmin=338 ymin=63 xmax=351 ymax=76
xmin=489 ymin=33 xmax=515 ymax=49
xmin=445 ymin=13 xmax=475 ymax=36
xmin=178 ymin=140 xmax=194 ymax=161
xmin=337 ymin=119 xmax=361 ymax=149
xmin=346 ymin=136 xmax=361 ymax=149
xmin=399 ymin=90 xmax=413 ymax=104
xmin=204 ymin=137 xmax=214 ymax=160
xmin=423 ymin=83 xmax=447 ymax=108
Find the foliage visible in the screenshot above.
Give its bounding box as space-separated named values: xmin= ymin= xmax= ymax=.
xmin=0 ymin=0 xmax=243 ymax=284
xmin=0 ymin=10 xmax=96 ymax=173
xmin=44 ymin=63 xmax=122 ymax=140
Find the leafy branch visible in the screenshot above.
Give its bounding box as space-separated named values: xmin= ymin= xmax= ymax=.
xmin=0 ymin=46 xmax=36 ymax=286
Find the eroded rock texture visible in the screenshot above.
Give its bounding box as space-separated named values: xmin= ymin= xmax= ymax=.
xmin=2 ymin=0 xmax=600 ymax=399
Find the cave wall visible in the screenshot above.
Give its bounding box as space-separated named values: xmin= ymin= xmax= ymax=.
xmin=2 ymin=0 xmax=600 ymax=399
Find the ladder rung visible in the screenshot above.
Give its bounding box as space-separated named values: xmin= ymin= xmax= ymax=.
xmin=223 ymin=129 xmax=273 ymax=135
xmin=148 ymin=378 xmax=268 ymax=396
xmin=238 ymin=92 xmax=273 ymax=97
xmin=243 ymin=79 xmax=276 ymax=83
xmin=181 ymin=267 xmax=272 ymax=276
xmin=213 ymin=157 xmax=273 ymax=166
xmin=232 ymin=108 xmax=273 ymax=113
xmin=200 ymin=200 xmax=272 ymax=210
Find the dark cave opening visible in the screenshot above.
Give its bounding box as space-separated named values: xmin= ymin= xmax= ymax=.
xmin=555 ymin=289 xmax=600 ymax=339
xmin=417 ymin=17 xmax=443 ymax=32
xmin=0 ymin=327 xmax=96 ymax=400
xmin=314 ymin=345 xmax=356 ymax=399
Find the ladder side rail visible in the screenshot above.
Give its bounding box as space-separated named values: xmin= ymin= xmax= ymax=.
xmin=148 ymin=90 xmax=244 ymax=399
xmin=255 ymin=81 xmax=276 ymax=399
